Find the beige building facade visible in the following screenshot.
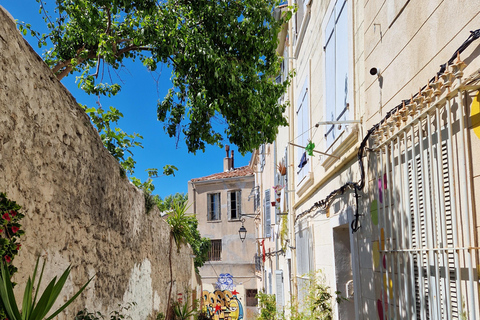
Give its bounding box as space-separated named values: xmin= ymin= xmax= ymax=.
xmin=188 ymin=148 xmax=259 ymax=319
xmin=253 ymin=0 xmax=480 ymax=319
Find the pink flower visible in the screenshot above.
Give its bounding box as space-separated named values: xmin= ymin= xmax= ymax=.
xmin=4 ymin=256 xmax=11 ymax=263
xmin=2 ymin=213 xmax=10 ymax=221
xmin=11 ymin=226 xmax=19 ymax=233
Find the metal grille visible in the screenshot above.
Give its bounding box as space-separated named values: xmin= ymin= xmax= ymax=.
xmin=207 ymin=240 xmax=222 ymax=261
xmin=371 ymin=74 xmax=479 ymax=319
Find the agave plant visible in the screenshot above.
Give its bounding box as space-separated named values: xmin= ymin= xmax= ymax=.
xmin=0 ymin=257 xmax=93 ymax=320
xmin=171 ymin=297 xmax=196 ymax=320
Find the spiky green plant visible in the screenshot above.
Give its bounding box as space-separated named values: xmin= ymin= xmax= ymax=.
xmin=0 ymin=257 xmax=93 ymax=320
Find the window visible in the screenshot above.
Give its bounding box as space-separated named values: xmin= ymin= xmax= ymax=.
xmin=296 ymin=78 xmax=310 ymax=184
xmin=324 ymin=0 xmax=349 ymax=148
xmin=228 ymin=190 xmax=241 ymax=220
xmin=264 ymin=189 xmax=271 ymax=238
xmin=207 ymin=193 xmax=221 ymax=221
xmin=293 ymin=0 xmax=311 ymax=47
xmin=207 ymin=240 xmax=222 ymax=261
xmin=246 ymin=289 xmax=258 ymax=307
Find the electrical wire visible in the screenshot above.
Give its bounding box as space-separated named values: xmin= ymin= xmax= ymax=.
xmin=295 ymin=28 xmax=480 ymax=233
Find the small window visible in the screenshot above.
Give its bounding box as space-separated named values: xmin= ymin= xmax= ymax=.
xmin=207 ymin=193 xmax=221 ymax=221
xmin=228 ymin=190 xmax=241 ymax=220
xmin=207 ymin=240 xmax=222 ymax=261
xmin=246 ymin=289 xmax=258 ymax=307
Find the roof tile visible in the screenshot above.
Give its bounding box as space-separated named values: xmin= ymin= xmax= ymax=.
xmin=191 ymin=165 xmax=253 ymax=182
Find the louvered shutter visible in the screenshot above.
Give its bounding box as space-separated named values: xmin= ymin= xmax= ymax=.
xmin=276 ymin=270 xmax=284 ymax=308
xmin=265 ymin=189 xmax=271 ymax=237
xmin=237 ymin=191 xmax=242 ymax=218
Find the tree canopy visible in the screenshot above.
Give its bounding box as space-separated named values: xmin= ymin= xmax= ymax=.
xmin=24 ymin=0 xmax=292 ymax=154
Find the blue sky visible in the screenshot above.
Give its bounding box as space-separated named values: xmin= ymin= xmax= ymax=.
xmin=1 ymin=1 xmax=252 ymax=198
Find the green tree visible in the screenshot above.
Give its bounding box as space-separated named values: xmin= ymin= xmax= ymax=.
xmin=159 ymin=194 xmax=210 ymax=273
xmin=154 ymin=192 xmax=188 ymax=213
xmin=20 ymin=0 xmax=292 ymax=154
xmin=165 ymin=200 xmax=193 ymax=320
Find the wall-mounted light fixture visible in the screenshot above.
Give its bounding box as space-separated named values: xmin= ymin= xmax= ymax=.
xmin=239 ymin=219 xmax=247 ymax=242
xmin=238 ymin=214 xmax=259 ymax=242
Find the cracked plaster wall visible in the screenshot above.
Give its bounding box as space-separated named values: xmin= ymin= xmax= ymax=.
xmin=0 ymin=6 xmax=194 ymax=319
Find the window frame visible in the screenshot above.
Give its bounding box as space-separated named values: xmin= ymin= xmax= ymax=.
xmin=227 ymin=190 xmax=242 ymax=221
xmin=207 ymin=192 xmax=221 ymax=222
xmin=296 ymin=77 xmax=311 ymax=186
xmin=323 ymin=0 xmax=351 ymax=150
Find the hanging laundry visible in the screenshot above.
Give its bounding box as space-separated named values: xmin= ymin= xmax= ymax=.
xmin=298 ymin=151 xmax=308 ymax=170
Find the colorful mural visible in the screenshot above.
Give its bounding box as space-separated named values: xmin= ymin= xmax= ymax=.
xmin=202 ymin=287 xmax=244 ymax=320
xmin=216 ymin=273 xmax=235 ymax=291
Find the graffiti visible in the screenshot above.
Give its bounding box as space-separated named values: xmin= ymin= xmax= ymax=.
xmin=215 ymin=273 xmax=234 ymax=291
xmin=202 ymin=289 xmax=244 ymax=320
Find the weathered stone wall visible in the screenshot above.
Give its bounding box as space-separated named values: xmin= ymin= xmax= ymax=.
xmin=0 ymin=6 xmax=194 ymax=319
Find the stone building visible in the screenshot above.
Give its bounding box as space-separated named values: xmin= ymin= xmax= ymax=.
xmin=187 ymin=147 xmax=259 ymax=319
xmin=253 ymin=0 xmax=480 ymax=319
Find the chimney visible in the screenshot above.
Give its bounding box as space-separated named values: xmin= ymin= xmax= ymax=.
xmin=224 ymin=145 xmax=232 ymax=172
xmin=231 ymin=150 xmax=234 ymax=169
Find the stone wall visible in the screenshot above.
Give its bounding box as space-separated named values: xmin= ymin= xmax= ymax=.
xmin=0 ymin=6 xmax=194 ymax=319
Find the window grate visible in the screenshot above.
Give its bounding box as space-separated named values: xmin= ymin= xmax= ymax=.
xmin=207 ymin=240 xmax=222 ymax=261
xmin=373 ymin=86 xmax=478 ymax=319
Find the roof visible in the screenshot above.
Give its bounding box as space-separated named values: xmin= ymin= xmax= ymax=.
xmin=191 ymin=165 xmax=254 ymax=182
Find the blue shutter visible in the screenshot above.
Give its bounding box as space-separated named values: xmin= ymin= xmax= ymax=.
xmin=265 ymin=189 xmax=271 ymax=237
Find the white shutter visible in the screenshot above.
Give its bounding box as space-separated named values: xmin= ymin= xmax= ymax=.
xmin=265 ymin=189 xmax=271 ymax=237
xmin=276 ymin=270 xmax=284 ymax=308
xmin=325 ymin=11 xmax=336 ymax=146
xmin=296 ymin=78 xmax=309 ymax=183
xmin=335 ymin=0 xmax=349 ymax=124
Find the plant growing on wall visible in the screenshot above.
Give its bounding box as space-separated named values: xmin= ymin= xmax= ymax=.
xmin=165 ymin=200 xmax=210 ymax=320
xmin=0 ymin=192 xmax=24 ymax=278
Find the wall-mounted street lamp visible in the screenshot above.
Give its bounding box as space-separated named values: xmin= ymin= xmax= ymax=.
xmin=239 ymin=219 xmax=247 ymax=242
xmin=238 ymin=214 xmax=259 ymax=242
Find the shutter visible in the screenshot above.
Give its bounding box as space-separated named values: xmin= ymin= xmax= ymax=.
xmin=441 ymin=142 xmax=458 ymax=318
xmin=325 ymin=11 xmax=336 ymax=146
xmin=237 ymin=191 xmax=242 ymax=218
xmin=207 ymin=194 xmax=212 ymax=221
xmin=215 ymin=194 xmax=221 ymax=220
xmin=409 ymin=156 xmax=430 ymax=320
xmin=335 ymin=0 xmax=349 ymax=124
xmin=276 ymin=270 xmax=284 ymax=308
xmin=297 ymin=79 xmax=309 ymax=182
xmin=265 ymin=189 xmax=271 ymax=237
xmin=227 ymin=191 xmax=231 ymax=220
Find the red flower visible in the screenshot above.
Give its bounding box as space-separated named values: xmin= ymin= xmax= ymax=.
xmin=0 ymin=228 xmax=3 ymax=233
xmin=11 ymin=226 xmax=19 ymax=233
xmin=4 ymin=256 xmax=11 ymax=263
xmin=16 ymin=244 xmax=21 ymax=250
xmin=10 ymin=210 xmax=16 ymax=217
xmin=2 ymin=213 xmax=10 ymax=221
